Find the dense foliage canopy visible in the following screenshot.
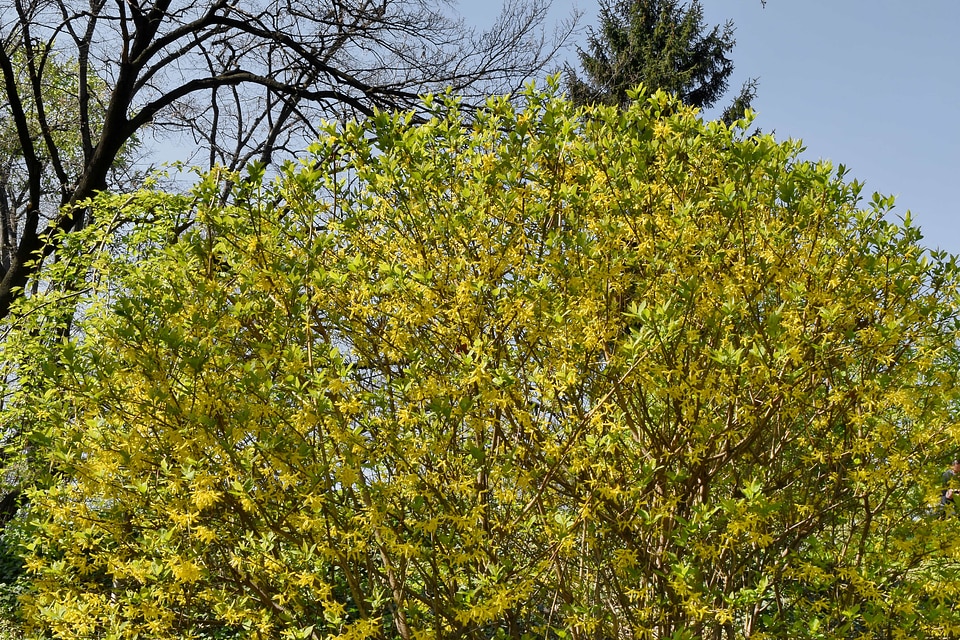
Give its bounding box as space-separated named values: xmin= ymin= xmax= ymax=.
xmin=4 ymin=86 xmax=960 ymax=639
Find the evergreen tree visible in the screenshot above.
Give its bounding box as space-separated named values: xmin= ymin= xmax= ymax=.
xmin=567 ymin=0 xmax=756 ymax=121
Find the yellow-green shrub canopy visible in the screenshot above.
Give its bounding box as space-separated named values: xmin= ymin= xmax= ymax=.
xmin=6 ymin=85 xmax=960 ymax=639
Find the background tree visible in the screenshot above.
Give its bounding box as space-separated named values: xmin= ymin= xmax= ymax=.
xmin=566 ymin=0 xmax=756 ymax=121
xmin=7 ymin=86 xmax=960 ymax=639
xmin=0 ymin=50 xmax=140 ymax=273
xmin=0 ymin=0 xmax=569 ymax=319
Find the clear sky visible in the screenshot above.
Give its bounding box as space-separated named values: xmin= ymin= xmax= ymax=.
xmin=460 ymin=1 xmax=960 ymax=256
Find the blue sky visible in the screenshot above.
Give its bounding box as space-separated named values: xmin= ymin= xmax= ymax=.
xmin=460 ymin=1 xmax=960 ymax=255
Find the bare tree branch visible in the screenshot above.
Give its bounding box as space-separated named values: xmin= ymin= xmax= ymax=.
xmin=0 ymin=0 xmax=575 ymax=318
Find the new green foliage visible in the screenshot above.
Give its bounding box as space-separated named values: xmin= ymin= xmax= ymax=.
xmin=4 ymin=86 xmax=960 ymax=639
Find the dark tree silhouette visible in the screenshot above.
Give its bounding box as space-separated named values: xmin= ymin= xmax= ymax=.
xmin=566 ymin=0 xmax=756 ymax=120
xmin=0 ymin=0 xmax=571 ymax=318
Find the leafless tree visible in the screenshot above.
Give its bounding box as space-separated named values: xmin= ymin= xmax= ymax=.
xmin=0 ymin=0 xmax=572 ymax=318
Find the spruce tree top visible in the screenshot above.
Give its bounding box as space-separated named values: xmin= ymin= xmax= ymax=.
xmin=567 ymin=0 xmax=749 ymax=116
